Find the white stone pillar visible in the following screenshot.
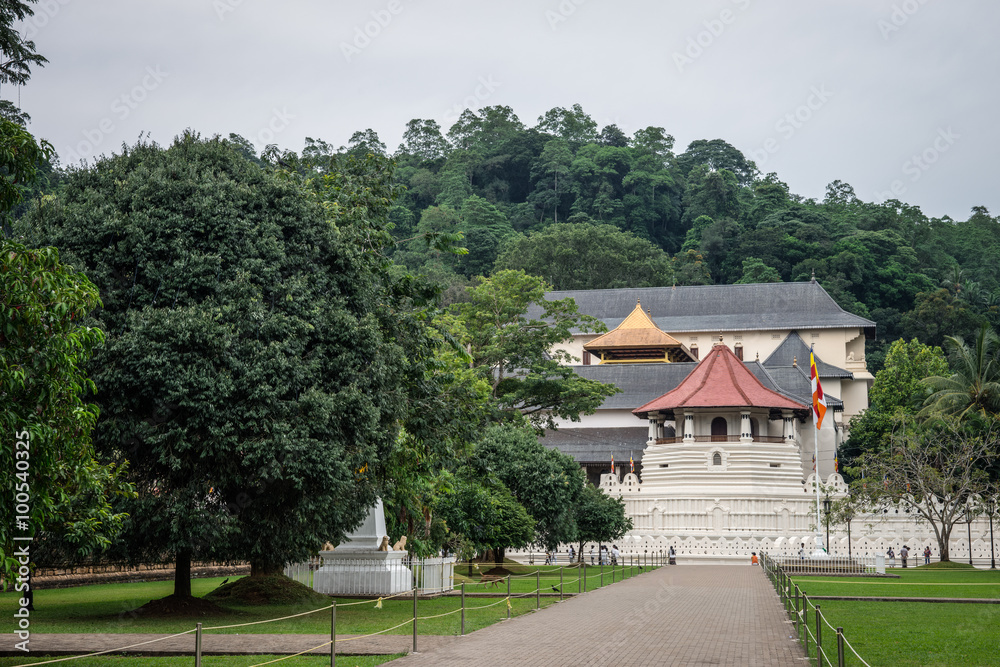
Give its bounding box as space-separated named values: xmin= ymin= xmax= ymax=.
xmin=782 ymin=410 xmax=795 ymax=443
xmin=683 ymin=412 xmax=695 ymax=442
xmin=648 ymin=416 xmax=658 ymax=443
xmin=740 ymin=411 xmax=752 ymax=443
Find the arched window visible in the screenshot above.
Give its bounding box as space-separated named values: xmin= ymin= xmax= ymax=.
xmin=711 ymin=417 xmax=727 ymax=442
xmin=712 ymin=452 xmax=722 ymax=466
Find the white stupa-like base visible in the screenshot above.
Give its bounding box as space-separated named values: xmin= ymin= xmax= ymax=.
xmin=312 ymin=550 xmax=412 ymax=596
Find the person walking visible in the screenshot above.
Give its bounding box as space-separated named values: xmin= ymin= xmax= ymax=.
xmin=923 ymin=546 xmax=931 ymax=565
xmin=590 ymin=546 xmax=595 ymax=565
xmin=887 ymin=547 xmax=895 ymax=568
xmin=799 ymin=543 xmax=806 ymax=560
xmin=900 ymin=545 xmax=909 ymax=568
xmin=668 ymin=545 xmax=676 ymax=565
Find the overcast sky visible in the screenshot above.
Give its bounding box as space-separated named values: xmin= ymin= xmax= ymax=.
xmin=11 ymin=0 xmax=997 ymax=220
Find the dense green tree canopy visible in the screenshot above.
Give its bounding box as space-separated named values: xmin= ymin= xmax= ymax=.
xmin=448 ymin=269 xmax=619 ymax=430
xmin=842 ymin=339 xmax=948 ymax=463
xmin=494 ymin=222 xmax=674 ymax=290
xmin=18 ymin=134 xmax=414 ymax=594
xmin=574 ymin=483 xmax=633 ymax=557
xmin=921 ymin=326 xmax=1000 ymax=420
xmin=473 ymin=424 xmax=586 ymax=552
xmin=1 ymin=241 xmax=132 ymax=583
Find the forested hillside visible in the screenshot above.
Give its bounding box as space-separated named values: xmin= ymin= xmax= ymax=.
xmin=36 ymin=104 xmax=1000 ymax=371
xmin=324 ymin=104 xmax=996 ymax=372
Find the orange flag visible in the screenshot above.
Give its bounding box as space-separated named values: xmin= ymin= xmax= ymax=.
xmin=810 ymin=350 xmax=827 ymax=429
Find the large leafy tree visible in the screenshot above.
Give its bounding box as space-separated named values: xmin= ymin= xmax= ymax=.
xmin=449 ymin=269 xmax=619 ymax=430
xmin=574 ymin=484 xmax=632 ymax=560
xmin=848 ymin=417 xmax=998 ymax=561
xmin=473 ymin=424 xmax=586 ymax=556
xmin=434 ymin=474 xmax=534 ymax=564
xmin=19 ymin=134 xmax=412 ymax=596
xmin=0 ymin=0 xmax=46 ymax=123
xmin=1 ymin=241 xmax=132 ymax=585
xmin=842 ymin=338 xmax=948 ymax=463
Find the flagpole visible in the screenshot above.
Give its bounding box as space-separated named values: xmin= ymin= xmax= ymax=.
xmin=814 ymin=423 xmax=823 ymax=554
xmin=809 ymin=346 xmax=828 ymax=559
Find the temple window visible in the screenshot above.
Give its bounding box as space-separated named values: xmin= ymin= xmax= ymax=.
xmin=712 ymin=452 xmax=722 ymax=466
xmin=711 ymin=417 xmax=727 ymax=442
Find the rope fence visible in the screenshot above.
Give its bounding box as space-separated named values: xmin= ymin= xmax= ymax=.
xmin=12 ymin=559 xmax=661 ymax=666
xmin=761 ymin=552 xmax=873 ymax=667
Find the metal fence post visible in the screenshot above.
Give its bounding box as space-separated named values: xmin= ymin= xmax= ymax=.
xmin=195 ymin=622 xmax=202 ymax=667
xmin=836 ymin=626 xmax=845 ymax=667
xmin=802 ymin=594 xmax=809 ymax=659
xmin=412 ymin=584 xmax=418 ymax=653
xmin=461 ymin=583 xmax=466 ymax=636
xmin=330 ymin=602 xmax=336 ymax=667
xmin=507 ymin=575 xmax=511 ymax=619
xmin=536 ymin=569 xmax=540 ymax=610
xmin=600 ymin=562 xmax=604 ymax=587
xmin=581 ymin=563 xmax=585 ymax=593
xmin=794 ymin=586 xmax=801 ymax=637
xmin=560 ymin=566 xmax=564 ymax=601
xmin=815 ymin=604 xmax=822 ymax=667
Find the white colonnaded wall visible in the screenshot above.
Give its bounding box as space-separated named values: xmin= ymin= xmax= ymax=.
xmin=598 ymin=472 xmax=999 ymax=563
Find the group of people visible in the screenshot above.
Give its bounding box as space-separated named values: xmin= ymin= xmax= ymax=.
xmin=587 ymin=545 xmax=621 ymax=565
xmin=886 ymin=545 xmax=932 ymax=567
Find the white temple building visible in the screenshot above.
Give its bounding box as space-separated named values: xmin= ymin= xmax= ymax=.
xmin=532 ymin=281 xmax=997 ymax=562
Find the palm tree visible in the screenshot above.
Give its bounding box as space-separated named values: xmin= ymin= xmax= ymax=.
xmin=921 ymin=325 xmax=1000 ymax=419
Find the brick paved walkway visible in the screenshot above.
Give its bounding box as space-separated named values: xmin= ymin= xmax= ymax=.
xmin=391 ymin=564 xmax=805 ymax=667
xmin=15 ymin=566 xmax=805 ymax=665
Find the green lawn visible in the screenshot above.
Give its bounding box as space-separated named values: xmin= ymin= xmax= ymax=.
xmin=0 ymin=564 xmax=650 ymax=667
xmin=0 ymin=576 xmax=567 ymax=635
xmin=0 ymin=563 xmax=649 ymax=637
xmin=0 ymin=655 xmax=401 ymax=667
xmin=795 ymin=600 xmax=1000 ymax=667
xmin=779 ymin=567 xmax=1000 ymax=666
xmin=791 ymin=568 xmax=1000 ymax=599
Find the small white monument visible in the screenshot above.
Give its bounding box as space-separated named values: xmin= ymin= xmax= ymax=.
xmin=312 ymin=498 xmax=413 ymax=595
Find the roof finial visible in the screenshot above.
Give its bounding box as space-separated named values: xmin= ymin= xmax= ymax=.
xmin=793 ymin=356 xmax=798 ymax=367
xmin=810 ymin=269 xmax=816 ymax=284
xmin=756 ymin=351 xmax=760 ymax=361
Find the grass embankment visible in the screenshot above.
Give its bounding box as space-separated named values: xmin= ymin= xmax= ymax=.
xmin=788 ymin=567 xmax=1000 ymax=667
xmin=792 ymin=567 xmax=1000 ymax=599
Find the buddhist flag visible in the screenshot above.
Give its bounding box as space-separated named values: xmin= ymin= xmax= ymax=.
xmin=834 ymin=453 xmax=839 ymax=473
xmin=810 ymin=350 xmax=827 ymax=429
xmin=610 ymin=451 xmax=615 ymax=475
xmin=630 ymin=452 xmax=635 ymax=474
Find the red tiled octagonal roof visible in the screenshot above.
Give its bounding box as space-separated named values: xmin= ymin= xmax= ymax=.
xmin=633 ymin=344 xmax=806 ymax=416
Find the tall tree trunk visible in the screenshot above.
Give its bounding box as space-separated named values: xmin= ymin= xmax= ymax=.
xmin=250 ymin=561 xmax=282 ymax=578
xmin=174 ymin=549 xmax=192 ymax=598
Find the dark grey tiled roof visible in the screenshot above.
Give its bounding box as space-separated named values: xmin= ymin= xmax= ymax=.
xmin=540 ymin=427 xmax=650 ymax=463
xmin=532 ymin=282 xmax=875 ymax=335
xmin=572 ymin=360 xmax=814 ymax=412
xmin=763 ymin=332 xmax=853 ymax=378
xmin=572 ymin=363 xmax=698 ymax=409
xmin=763 ymin=367 xmax=844 ymax=411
